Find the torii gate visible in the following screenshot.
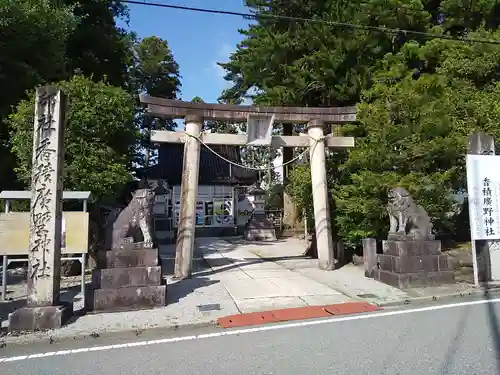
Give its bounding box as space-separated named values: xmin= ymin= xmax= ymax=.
xmin=140 ymin=95 xmax=356 ymax=279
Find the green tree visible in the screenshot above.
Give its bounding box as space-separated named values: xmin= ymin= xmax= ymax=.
xmin=0 ymin=0 xmax=76 ymax=191
xmin=129 ymin=36 xmax=181 ymax=167
xmin=290 ymin=31 xmax=500 ymax=246
xmin=7 ymin=75 xmax=137 ymax=201
xmin=64 ymin=0 xmax=134 ymax=88
xmin=130 ymin=36 xmax=181 ymax=99
xmin=0 ymin=0 xmax=138 ymax=192
xmin=334 ymin=32 xmax=500 ymax=245
xmin=220 ymin=0 xmax=500 ymax=247
xmin=219 ymin=0 xmax=432 ymax=106
xmin=0 ymin=0 xmax=76 ymax=120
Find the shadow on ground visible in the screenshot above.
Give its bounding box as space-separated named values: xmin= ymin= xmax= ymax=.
xmin=166 ymin=277 xmax=220 ymax=304
xmin=159 ymin=236 xmax=349 ymax=281
xmin=0 ymin=285 xmax=86 ymax=336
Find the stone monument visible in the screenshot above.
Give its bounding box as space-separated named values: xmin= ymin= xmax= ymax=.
xmin=90 ymin=181 xmax=166 ymax=312
xmin=8 ymin=87 xmax=72 ymax=331
xmin=244 ymin=185 xmax=277 ymax=241
xmin=373 ymin=187 xmax=454 ymax=288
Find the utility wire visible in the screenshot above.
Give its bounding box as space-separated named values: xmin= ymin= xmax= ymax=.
xmin=121 ymin=0 xmax=500 ymax=45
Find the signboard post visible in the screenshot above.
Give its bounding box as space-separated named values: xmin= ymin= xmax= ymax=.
xmin=466 ymin=154 xmax=500 ymax=285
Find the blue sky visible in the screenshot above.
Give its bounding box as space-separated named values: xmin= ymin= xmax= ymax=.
xmin=120 ymin=0 xmax=252 ymax=103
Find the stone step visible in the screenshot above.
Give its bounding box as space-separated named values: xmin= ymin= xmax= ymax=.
xmin=382 ymin=240 xmax=442 ymax=257
xmin=97 ymin=248 xmax=159 ymax=269
xmin=90 ymin=285 xmax=167 ymax=312
xmin=92 ymin=266 xmax=162 ymax=289
xmin=376 ymin=269 xmax=455 ymax=289
xmin=378 ymin=254 xmax=452 ymax=274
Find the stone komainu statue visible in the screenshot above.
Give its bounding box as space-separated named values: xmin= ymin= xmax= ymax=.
xmin=111 ymin=184 xmax=155 ymax=249
xmin=387 ymin=187 xmax=434 ymax=240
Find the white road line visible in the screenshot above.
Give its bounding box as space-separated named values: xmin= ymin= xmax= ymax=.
xmin=1 ymin=297 xmax=499 ymax=364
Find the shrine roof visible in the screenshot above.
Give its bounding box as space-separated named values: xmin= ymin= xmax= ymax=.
xmin=138 ymin=143 xmax=258 ymax=186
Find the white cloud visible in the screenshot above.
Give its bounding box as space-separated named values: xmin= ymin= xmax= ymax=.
xmin=219 ymin=43 xmax=235 ymax=58
xmin=242 ymin=97 xmax=253 ymax=105
xmin=208 ymin=42 xmax=235 ymax=80
xmin=212 ymin=61 xmax=226 ymax=78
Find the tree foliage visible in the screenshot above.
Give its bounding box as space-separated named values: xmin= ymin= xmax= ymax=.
xmin=220 ymin=0 xmax=432 ymax=106
xmin=64 ymin=0 xmax=134 ymax=88
xmin=221 ymin=0 xmax=500 ymax=247
xmin=0 ymin=1 xmax=182 ymax=197
xmin=130 ymin=36 xmax=181 ymax=100
xmin=335 ymin=32 xmax=500 ymax=245
xmin=0 ymin=0 xmax=76 ymax=190
xmin=7 ymin=75 xmax=137 ymax=201
xmin=130 ymin=36 xmax=181 ymax=167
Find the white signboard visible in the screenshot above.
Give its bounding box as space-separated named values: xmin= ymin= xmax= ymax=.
xmin=246 ymin=113 xmax=274 ymax=146
xmin=466 ymin=155 xmax=500 ymax=240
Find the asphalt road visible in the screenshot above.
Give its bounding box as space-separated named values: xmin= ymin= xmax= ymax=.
xmin=3 ymin=296 xmax=500 ymax=375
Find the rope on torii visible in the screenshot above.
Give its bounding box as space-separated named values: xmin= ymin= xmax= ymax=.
xmin=139 ymin=96 xmax=356 ymax=277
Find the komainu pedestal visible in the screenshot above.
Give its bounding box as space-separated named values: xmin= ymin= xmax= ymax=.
xmin=89 ymin=182 xmax=166 ymax=312
xmin=89 ymin=242 xmax=166 ymax=312
xmin=375 ymin=240 xmax=454 ymax=288
xmin=373 ymin=187 xmax=454 ymax=288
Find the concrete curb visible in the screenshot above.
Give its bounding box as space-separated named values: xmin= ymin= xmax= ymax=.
xmin=4 ymin=286 xmax=497 ymax=347
xmin=375 ymin=284 xmax=500 ymax=308
xmin=1 ymin=302 xmax=381 ymax=346
xmin=0 ymin=320 xmax=219 ymax=347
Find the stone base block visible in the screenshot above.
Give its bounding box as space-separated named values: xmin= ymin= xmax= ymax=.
xmin=90 ymin=285 xmax=166 ymax=312
xmin=382 ymin=240 xmax=442 ymax=257
xmin=246 ymin=216 xmax=275 ymax=230
xmin=8 ymin=303 xmax=73 ymax=332
xmin=378 ymin=254 xmax=452 ymax=274
xmin=244 ymin=228 xmax=277 ymax=241
xmin=115 ymin=241 xmax=152 ymax=250
xmin=98 ymin=248 xmax=159 ymax=269
xmin=92 ymin=266 xmax=162 ymax=289
xmin=376 ymin=270 xmax=455 ymax=289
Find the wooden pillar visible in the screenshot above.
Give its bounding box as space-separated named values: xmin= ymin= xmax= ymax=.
xmin=307 ymin=119 xmax=334 ymax=270
xmin=174 ymin=114 xmax=203 ymax=279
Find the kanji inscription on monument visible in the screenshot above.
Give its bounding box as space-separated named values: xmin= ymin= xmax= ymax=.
xmin=27 ymin=86 xmax=67 ymax=306
xmin=466 ymin=155 xmax=500 ymax=240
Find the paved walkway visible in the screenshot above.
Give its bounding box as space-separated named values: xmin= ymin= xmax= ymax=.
xmin=197 ymin=238 xmax=351 ymax=312
xmin=227 ymin=238 xmax=410 ymax=305
xmin=0 ymin=237 xmax=478 ymax=344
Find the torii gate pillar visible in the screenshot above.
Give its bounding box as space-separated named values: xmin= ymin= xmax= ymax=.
xmin=140 ymin=96 xmax=356 ymax=275
xmin=174 ymin=114 xmax=203 ymax=279
xmin=308 ymin=120 xmax=334 ymax=270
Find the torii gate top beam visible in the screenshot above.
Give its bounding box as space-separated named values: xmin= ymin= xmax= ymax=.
xmin=139 ymin=95 xmax=356 ymax=124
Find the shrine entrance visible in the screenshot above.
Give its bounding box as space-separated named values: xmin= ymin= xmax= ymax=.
xmin=140 ymin=96 xmax=357 ymax=278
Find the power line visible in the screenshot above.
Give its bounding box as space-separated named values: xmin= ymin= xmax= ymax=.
xmin=121 ymin=0 xmax=500 ymax=45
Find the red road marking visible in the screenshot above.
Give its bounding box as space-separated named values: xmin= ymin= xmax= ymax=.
xmin=218 ymin=311 xmax=279 ymax=328
xmin=322 ymin=302 xmax=380 ymax=315
xmin=271 ymin=306 xmax=332 ymax=321
xmin=217 ymin=302 xmax=381 ymax=328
